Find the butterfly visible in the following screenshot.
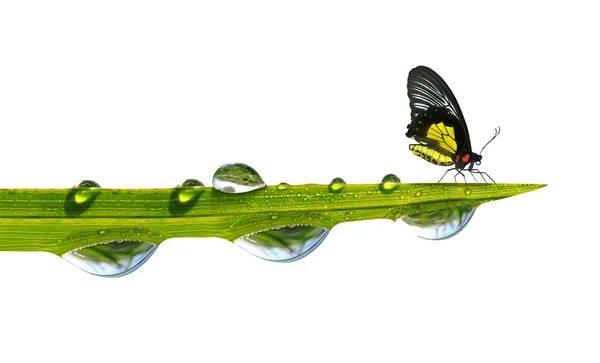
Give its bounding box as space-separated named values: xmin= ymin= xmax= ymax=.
xmin=405 ymin=66 xmax=499 ymax=183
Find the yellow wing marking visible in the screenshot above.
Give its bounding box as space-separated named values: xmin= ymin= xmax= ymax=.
xmin=424 ymin=122 xmax=457 ymax=154
xmin=409 ymin=145 xmax=454 ymax=166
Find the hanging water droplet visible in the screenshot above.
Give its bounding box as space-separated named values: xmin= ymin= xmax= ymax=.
xmin=213 ymin=162 xmax=266 ymax=193
xmin=64 ymin=180 xmax=102 ymax=216
xmin=328 ymin=177 xmax=346 ymax=192
xmin=169 ymin=179 xmax=205 ymax=216
xmin=234 ymin=225 xmax=329 ymax=262
xmin=379 ymin=174 xmax=401 ymax=192
xmin=62 ymin=240 xmax=157 ymax=277
xmin=402 ymin=205 xmax=476 ymax=240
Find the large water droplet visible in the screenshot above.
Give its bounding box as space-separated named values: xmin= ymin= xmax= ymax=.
xmin=234 ymin=225 xmax=329 ymax=262
xmin=213 ymin=163 xmax=266 ymax=193
xmin=379 ymin=174 xmax=401 ymax=192
xmin=401 ymin=205 xmax=476 ymax=240
xmin=169 ymin=179 xmax=205 ymax=216
xmin=328 ymin=177 xmax=346 ymax=192
xmin=62 ymin=240 xmax=157 ymax=277
xmin=64 ymin=180 xmax=102 ymax=216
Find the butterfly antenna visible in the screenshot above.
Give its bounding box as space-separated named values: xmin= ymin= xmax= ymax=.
xmin=479 ymin=126 xmax=500 ymax=154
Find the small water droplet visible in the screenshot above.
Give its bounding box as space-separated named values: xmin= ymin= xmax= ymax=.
xmin=328 ymin=177 xmax=346 ymax=192
xmin=269 ymin=215 xmax=279 ymax=220
xmin=169 ymin=179 xmax=205 ymax=216
xmin=402 ymin=205 xmax=476 ymax=240
xmin=176 ymin=179 xmax=204 ymax=203
xmin=179 ymin=179 xmax=203 ymax=188
xmin=379 ymin=174 xmax=401 ymax=192
xmin=213 ymin=163 xmax=266 ymax=193
xmin=234 ymin=225 xmax=329 ymax=262
xmin=415 ymin=191 xmax=422 ymax=197
xmin=63 ymin=240 xmax=157 ymax=277
xmin=65 ymin=180 xmax=102 ymax=216
xmin=74 ymin=180 xmax=101 ymax=204
xmin=277 ymin=183 xmax=290 ymax=191
xmin=465 ymin=189 xmax=472 ymax=195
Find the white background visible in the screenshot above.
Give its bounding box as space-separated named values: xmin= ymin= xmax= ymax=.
xmin=0 ymin=1 xmax=596 ymax=362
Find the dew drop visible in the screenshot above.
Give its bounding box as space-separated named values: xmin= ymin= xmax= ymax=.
xmin=176 ymin=179 xmax=204 ymax=203
xmin=234 ymin=225 xmax=329 ymax=262
xmin=277 ymin=183 xmax=290 ymax=191
xmin=169 ymin=179 xmax=205 ymax=216
xmin=62 ymin=240 xmax=157 ymax=277
xmin=465 ymin=189 xmax=472 ymax=195
xmin=328 ymin=177 xmax=346 ymax=192
xmin=402 ymin=205 xmax=476 ymax=240
xmin=65 ymin=180 xmax=102 ymax=216
xmin=415 ymin=191 xmax=422 ymax=197
xmin=179 ymin=178 xmax=203 ymax=188
xmin=73 ymin=180 xmax=101 ymax=203
xmin=213 ymin=163 xmax=266 ymax=193
xmin=379 ymin=174 xmax=401 ymax=192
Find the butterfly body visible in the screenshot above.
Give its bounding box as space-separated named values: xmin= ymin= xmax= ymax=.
xmin=405 ymin=66 xmax=493 ymax=182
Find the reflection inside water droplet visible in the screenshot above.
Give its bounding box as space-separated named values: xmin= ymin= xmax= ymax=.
xmin=62 ymin=240 xmax=157 ymax=277
xmin=234 ymin=225 xmax=329 ymax=262
xmin=213 ymin=163 xmax=266 ymax=193
xmin=401 ymin=205 xmax=476 ymax=240
xmin=328 ymin=177 xmax=346 ymax=192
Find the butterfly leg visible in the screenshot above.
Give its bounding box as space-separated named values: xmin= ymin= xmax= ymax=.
xmin=470 ymin=169 xmax=496 ymax=184
xmin=453 ymin=170 xmax=467 ymax=184
xmin=438 ymin=167 xmax=456 ymax=183
xmin=468 ymin=171 xmax=482 ymax=183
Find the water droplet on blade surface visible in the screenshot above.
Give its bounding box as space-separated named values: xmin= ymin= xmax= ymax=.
xmin=277 ymin=183 xmax=290 ymax=190
xmin=62 ymin=240 xmax=157 ymax=277
xmin=65 ymin=180 xmax=102 ymax=216
xmin=379 ymin=174 xmax=401 ymax=192
xmin=179 ymin=178 xmax=204 ymax=187
xmin=74 ymin=180 xmax=101 ymax=203
xmin=234 ymin=225 xmax=329 ymax=262
xmin=401 ymin=205 xmax=476 ymax=240
xmin=169 ymin=179 xmax=205 ymax=216
xmin=213 ymin=163 xmax=266 ymax=193
xmin=328 ymin=177 xmax=346 ymax=192
xmin=176 ymin=179 xmax=204 ymax=203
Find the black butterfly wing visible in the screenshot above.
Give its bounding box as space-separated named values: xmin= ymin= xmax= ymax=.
xmin=406 ymin=66 xmax=472 ymax=154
